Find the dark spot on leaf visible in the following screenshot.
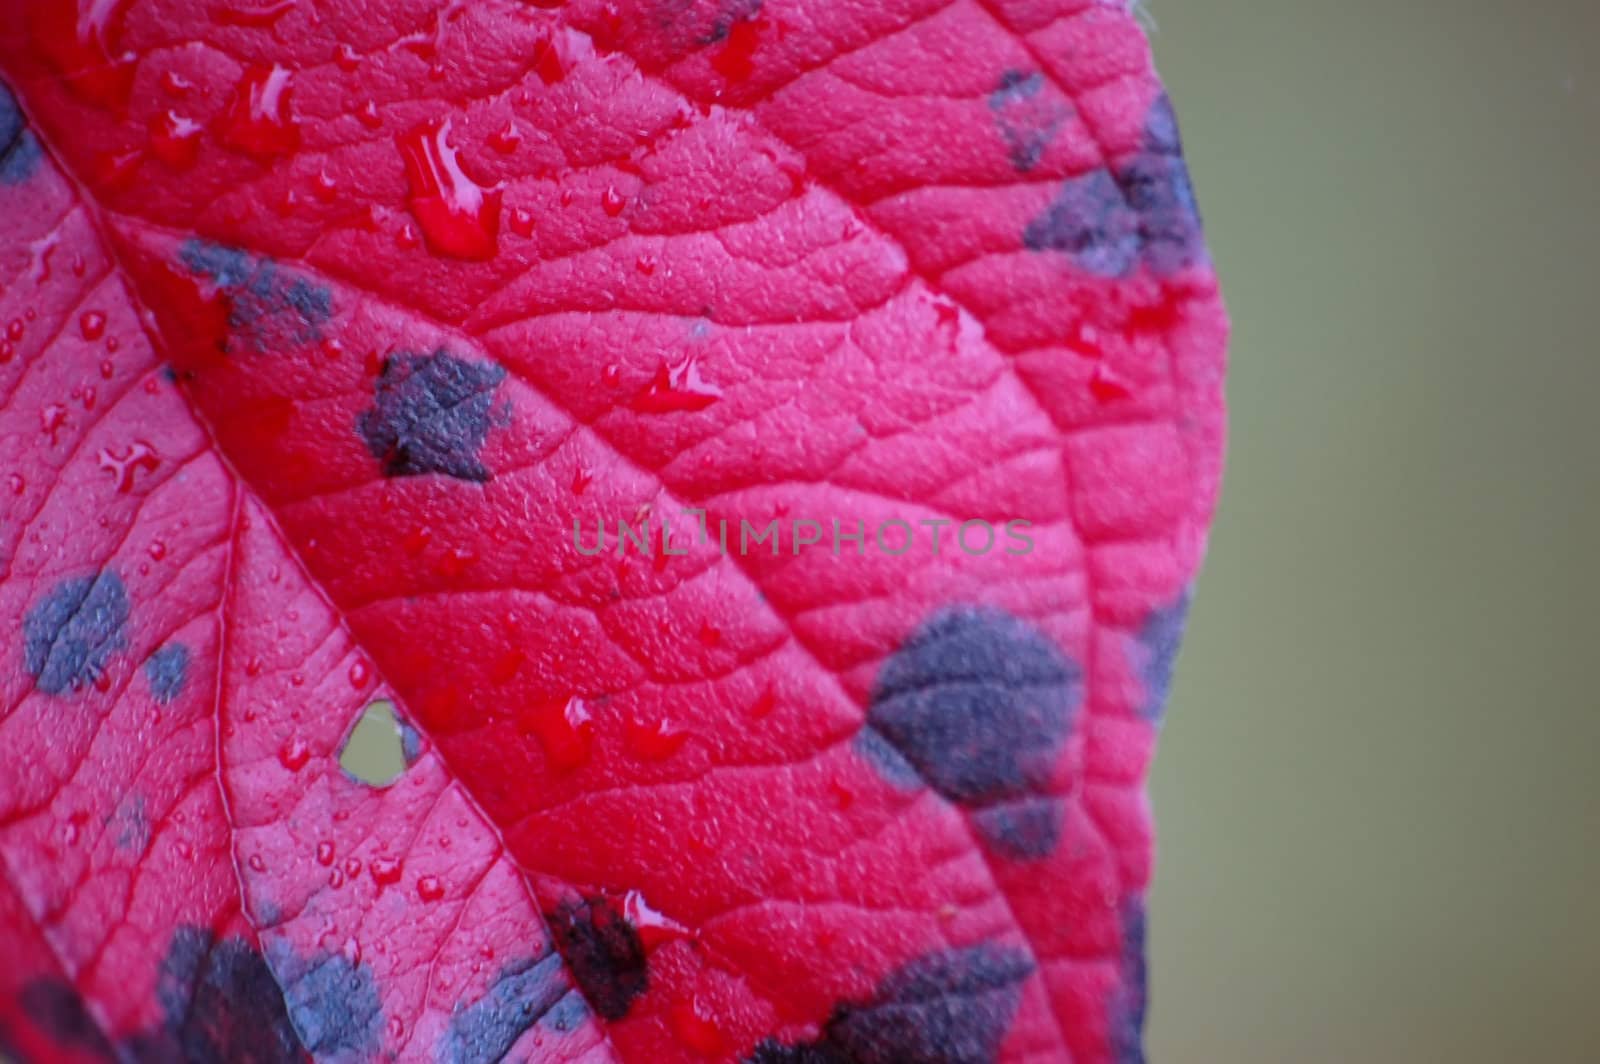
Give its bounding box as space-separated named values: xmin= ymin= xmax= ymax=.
xmin=1023 ymin=95 xmax=1205 ymax=276
xmin=357 ymin=350 xmax=508 ymax=482
xmin=110 ymin=792 xmax=151 ymax=853
xmin=1108 ymin=899 xmax=1149 ymax=1064
xmin=747 ymin=943 xmax=1034 ymax=1064
xmin=1134 ymin=593 xmax=1190 ymax=723
xmin=0 ymin=80 xmax=40 ymax=185
xmin=19 ymin=980 xmax=115 ymax=1058
xmin=271 ymin=944 xmax=383 ymax=1058
xmin=440 ymin=954 xmax=567 ymax=1064
xmin=970 ymin=796 xmax=1065 ymax=861
xmin=23 ymin=571 xmax=130 ymax=696
xmin=179 ymin=239 xmax=332 ymax=351
xmin=863 ymin=607 xmax=1079 ymax=858
xmin=988 ymin=70 xmax=1066 ymax=173
xmin=144 ymin=642 xmax=190 ymax=704
xmin=545 ymin=893 xmax=648 ymax=1022
xmin=126 ymin=925 xmax=304 ymax=1064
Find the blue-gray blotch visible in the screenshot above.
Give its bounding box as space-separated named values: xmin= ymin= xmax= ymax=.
xmin=0 ymin=79 xmax=40 ymax=185
xmin=1109 ymin=898 xmax=1149 ymax=1064
xmin=1023 ymin=94 xmax=1206 ymax=277
xmin=270 ymin=944 xmax=383 ymax=1059
xmin=23 ymin=570 xmax=130 ymax=695
xmin=441 ymin=954 xmax=568 ymax=1064
xmin=144 ymin=642 xmax=190 ymax=704
xmin=863 ymin=606 xmax=1080 ymax=859
xmin=1134 ymin=592 xmax=1190 ymax=723
xmin=747 ymin=943 xmax=1034 ymax=1064
xmin=129 ymin=925 xmax=304 ymax=1063
xmin=357 ymin=350 xmax=508 ymax=483
xmin=19 ymin=980 xmax=116 ymax=1057
xmin=179 ymin=239 xmax=332 ymax=351
xmin=988 ymin=69 xmax=1067 ymax=173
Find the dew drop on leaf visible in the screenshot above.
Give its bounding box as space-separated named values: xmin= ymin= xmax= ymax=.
xmin=219 ymin=64 xmax=301 ymax=158
xmin=397 ymin=119 xmax=502 ymax=260
xmin=278 ymin=736 xmax=310 ymax=771
xmin=624 ymin=716 xmax=690 ymax=762
xmin=630 ymin=354 xmax=722 ymax=414
xmin=519 ymin=695 xmax=594 ymax=773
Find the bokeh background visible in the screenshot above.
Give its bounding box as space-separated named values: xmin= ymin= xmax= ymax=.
xmin=1145 ymin=2 xmax=1600 ymax=1061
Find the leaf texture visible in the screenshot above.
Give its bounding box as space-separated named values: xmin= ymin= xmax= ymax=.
xmin=0 ymin=1 xmax=1226 ymax=1061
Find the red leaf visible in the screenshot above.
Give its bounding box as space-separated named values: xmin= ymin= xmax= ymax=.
xmin=0 ymin=1 xmax=1226 ymax=1061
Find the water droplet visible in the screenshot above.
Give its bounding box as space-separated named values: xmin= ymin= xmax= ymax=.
xmin=344 ymin=857 xmax=363 ymax=878
xmin=7 ymin=319 xmax=23 ymax=341
xmin=401 ymin=525 xmax=432 ymax=555
xmin=601 ymin=185 xmax=626 ymax=217
xmin=93 ymin=147 xmax=144 ymax=189
xmin=670 ymin=994 xmax=725 ymax=1057
xmin=601 ymin=363 xmax=621 ymax=387
xmin=530 ymin=29 xmax=568 ymax=84
xmin=209 ymin=1 xmax=297 ymax=29
xmin=247 ymin=853 xmax=267 ymax=872
xmin=396 ymin=222 xmax=421 ymax=250
xmin=635 ymin=253 xmax=657 ymax=276
xmin=711 ymin=15 xmax=766 ymax=83
xmin=310 ymin=167 xmax=338 ymax=203
xmin=571 ymin=466 xmax=592 ymax=495
xmin=278 ymin=736 xmax=310 ymax=771
xmin=335 ymin=43 xmax=361 ymax=72
xmin=0 ymin=341 xmax=12 ymax=363
xmin=79 ymin=310 xmax=108 ymax=341
xmin=328 ymin=868 xmax=344 ymax=888
xmin=356 ymin=99 xmax=382 ymax=129
xmin=41 ymin=404 xmax=69 ymax=444
xmin=245 ymin=656 xmax=264 ymax=677
xmin=7 ymin=474 xmax=24 ymax=496
xmin=149 ymin=110 xmax=203 ymax=170
xmin=622 ymin=889 xmax=691 ymax=949
xmin=219 ymin=64 xmax=301 ymax=158
xmin=387 ymin=1016 xmax=404 ymax=1041
xmin=416 ymin=875 xmax=444 ymax=901
xmin=160 ymin=70 xmax=193 ymax=97
xmin=509 ymin=207 xmax=535 ymax=237
xmin=96 ymin=440 xmax=159 ymax=493
xmin=370 ymin=855 xmax=402 ymax=887
xmin=436 ymin=546 xmax=476 ymax=578
xmin=148 ymin=539 xmax=167 ymax=560
xmin=630 ymin=353 xmax=722 ymax=414
xmin=489 ymin=122 xmax=522 ymax=154
xmin=1089 ymin=365 xmax=1132 ymax=403
xmin=748 ymin=685 xmax=777 ymax=719
xmin=99 ymin=359 xmax=115 ymax=379
xmin=624 ymin=716 xmax=690 ymax=762
xmin=518 ymin=696 xmax=594 ymax=773
xmin=32 ymin=0 xmax=137 ymax=110
xmin=348 ymin=660 xmax=371 ymax=688
xmin=397 ymin=119 xmax=502 ymax=260
xmin=316 ymin=840 xmax=336 ymax=866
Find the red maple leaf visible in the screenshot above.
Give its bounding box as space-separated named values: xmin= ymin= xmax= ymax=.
xmin=0 ymin=1 xmax=1226 ymax=1061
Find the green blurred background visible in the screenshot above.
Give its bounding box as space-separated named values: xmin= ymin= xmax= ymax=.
xmin=1145 ymin=2 xmax=1600 ymax=1061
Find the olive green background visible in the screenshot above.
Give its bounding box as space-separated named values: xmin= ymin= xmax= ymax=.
xmin=1145 ymin=2 xmax=1600 ymax=1061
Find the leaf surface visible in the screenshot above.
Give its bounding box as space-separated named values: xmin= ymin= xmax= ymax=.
xmin=0 ymin=2 xmax=1226 ymax=1061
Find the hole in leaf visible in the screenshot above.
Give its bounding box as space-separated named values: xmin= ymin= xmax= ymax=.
xmin=338 ymin=699 xmax=412 ymax=787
